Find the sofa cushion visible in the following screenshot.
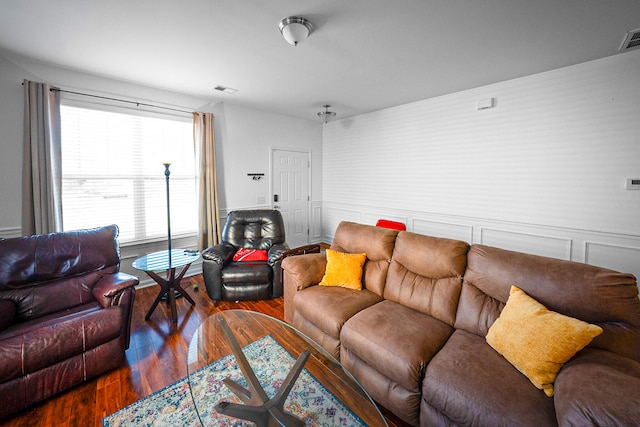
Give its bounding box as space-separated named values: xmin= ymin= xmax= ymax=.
xmin=222 ymin=210 xmax=286 ymax=250
xmin=554 ymin=348 xmax=640 ymax=427
xmin=341 ymin=300 xmax=454 ymax=426
xmin=456 ymin=244 xmax=640 ymax=361
xmin=342 ymin=344 xmax=422 ymax=426
xmin=384 ymin=232 xmax=469 ymax=325
xmin=341 ymin=300 xmax=453 ymax=392
xmin=221 ymin=283 xmax=271 ymax=301
xmin=486 ymin=286 xmax=603 ymax=397
xmin=319 ymin=249 xmax=366 ymax=290
xmin=292 ymin=285 xmax=382 ymax=356
xmin=0 ymin=302 xmax=123 ymax=382
xmin=422 ymin=329 xmax=557 ymax=427
xmin=0 ymin=225 xmax=120 ymax=287
xmin=1 ymin=269 xmax=112 ymax=321
xmin=221 ymin=262 xmax=272 ymax=284
xmin=0 ymin=299 xmax=16 ymax=330
xmin=453 ymin=279 xmax=504 ymax=337
xmin=330 ymin=221 xmax=398 ymax=296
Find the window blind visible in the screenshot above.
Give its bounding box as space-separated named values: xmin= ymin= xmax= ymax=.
xmin=60 ymin=104 xmax=197 ymax=243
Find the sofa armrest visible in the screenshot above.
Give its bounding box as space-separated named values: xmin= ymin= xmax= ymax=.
xmin=268 ymin=242 xmax=291 ymax=265
xmin=554 ymin=348 xmax=640 ymax=427
xmin=282 ymin=252 xmax=326 ymax=291
xmin=92 ymin=272 xmax=139 ymax=308
xmin=282 ymin=252 xmax=326 ymax=323
xmin=202 ymin=243 xmax=236 ymax=265
xmin=268 ymin=243 xmax=290 ymax=298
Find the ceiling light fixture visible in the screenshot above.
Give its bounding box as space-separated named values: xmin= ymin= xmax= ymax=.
xmin=318 ymin=105 xmax=337 ymax=123
xmin=279 ymin=16 xmax=313 ymax=46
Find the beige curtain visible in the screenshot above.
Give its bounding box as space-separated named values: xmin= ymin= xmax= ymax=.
xmin=22 ymin=79 xmax=62 ymax=236
xmin=193 ymin=112 xmax=221 ymax=250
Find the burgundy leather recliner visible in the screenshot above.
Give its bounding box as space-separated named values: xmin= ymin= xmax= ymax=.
xmin=0 ymin=225 xmax=138 ymax=419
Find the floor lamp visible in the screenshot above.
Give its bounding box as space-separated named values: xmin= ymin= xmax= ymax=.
xmin=164 ymin=162 xmax=198 ymax=293
xmin=163 ymin=162 xmax=181 ymax=299
xmin=163 ymin=162 xmax=172 ymax=262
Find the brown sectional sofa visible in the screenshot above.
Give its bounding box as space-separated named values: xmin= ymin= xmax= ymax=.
xmin=0 ymin=225 xmax=138 ymax=419
xmin=282 ymin=221 xmax=640 ymax=427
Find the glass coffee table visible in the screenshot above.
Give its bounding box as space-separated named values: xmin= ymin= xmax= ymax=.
xmin=132 ymin=249 xmax=199 ymax=323
xmin=187 ymin=310 xmax=388 ymax=426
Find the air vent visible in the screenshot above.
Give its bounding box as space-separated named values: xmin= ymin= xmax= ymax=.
xmin=214 ymin=85 xmax=238 ymax=94
xmin=619 ymin=28 xmax=640 ymax=52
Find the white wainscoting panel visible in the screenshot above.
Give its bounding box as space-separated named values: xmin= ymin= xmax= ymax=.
xmin=413 ymin=218 xmax=474 ymax=243
xmin=585 ymin=242 xmax=640 ymax=281
xmin=320 ymin=202 xmax=639 ymax=283
xmin=323 ymin=206 xmax=363 ymax=239
xmin=311 ymin=202 xmax=323 ymax=241
xmin=479 ymin=228 xmax=573 ymax=260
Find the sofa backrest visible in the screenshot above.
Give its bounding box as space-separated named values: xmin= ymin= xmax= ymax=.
xmin=0 ymin=225 xmax=121 ymax=321
xmin=455 ymin=244 xmax=640 ymax=361
xmin=385 ymin=231 xmax=470 ymax=326
xmin=222 ymin=209 xmax=286 ymax=250
xmin=331 ymin=221 xmax=399 ymax=297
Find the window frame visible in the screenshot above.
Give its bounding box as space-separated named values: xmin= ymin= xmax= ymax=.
xmin=59 ymin=96 xmax=198 ymax=246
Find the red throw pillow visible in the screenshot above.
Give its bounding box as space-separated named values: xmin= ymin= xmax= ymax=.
xmin=376 ymin=219 xmax=406 ymax=231
xmin=232 ymin=248 xmax=268 ymax=262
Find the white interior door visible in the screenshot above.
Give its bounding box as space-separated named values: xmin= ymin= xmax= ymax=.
xmin=271 ymin=149 xmax=310 ymax=249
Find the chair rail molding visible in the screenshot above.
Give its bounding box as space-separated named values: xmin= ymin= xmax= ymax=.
xmin=321 ymin=201 xmax=640 ymax=281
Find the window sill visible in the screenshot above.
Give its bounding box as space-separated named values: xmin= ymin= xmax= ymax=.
xmin=120 ymin=232 xmax=198 ymax=248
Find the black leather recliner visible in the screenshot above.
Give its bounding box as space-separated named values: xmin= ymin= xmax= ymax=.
xmin=201 ymin=210 xmax=290 ymax=304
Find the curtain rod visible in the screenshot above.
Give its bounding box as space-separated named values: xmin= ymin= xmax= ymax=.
xmin=51 ymin=88 xmax=193 ymax=114
xmin=20 ymin=82 xmax=191 ymax=114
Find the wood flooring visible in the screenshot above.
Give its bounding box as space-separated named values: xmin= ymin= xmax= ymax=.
xmin=2 ymin=274 xmax=406 ymax=427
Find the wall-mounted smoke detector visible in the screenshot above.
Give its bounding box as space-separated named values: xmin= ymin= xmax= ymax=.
xmin=619 ymin=28 xmax=640 ymax=52
xmin=214 ymin=85 xmax=238 ymax=94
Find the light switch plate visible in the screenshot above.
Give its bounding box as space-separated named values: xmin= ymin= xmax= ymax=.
xmin=626 ymin=178 xmax=640 ymax=190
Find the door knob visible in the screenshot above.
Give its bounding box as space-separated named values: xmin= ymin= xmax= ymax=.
xmin=274 ymin=205 xmax=280 ymax=209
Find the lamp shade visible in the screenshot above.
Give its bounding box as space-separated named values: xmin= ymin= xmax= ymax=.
xmin=279 ymin=17 xmax=313 ymax=46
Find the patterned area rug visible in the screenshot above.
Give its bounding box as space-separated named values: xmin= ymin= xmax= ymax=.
xmin=103 ymin=335 xmax=365 ymax=426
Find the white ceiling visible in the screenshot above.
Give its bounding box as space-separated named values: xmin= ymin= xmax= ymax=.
xmin=0 ymin=0 xmax=638 ymax=121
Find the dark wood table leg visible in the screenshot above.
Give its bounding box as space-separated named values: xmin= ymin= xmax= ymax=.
xmin=144 ymin=263 xmax=196 ymax=323
xmin=167 ymin=268 xmax=178 ymax=322
xmin=144 ymin=270 xmax=170 ymax=321
xmin=172 ymin=263 xmax=196 ymax=307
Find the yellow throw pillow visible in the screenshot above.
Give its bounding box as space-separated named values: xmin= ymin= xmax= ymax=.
xmin=486 ymin=285 xmax=603 ymax=397
xmin=319 ymin=249 xmax=367 ymax=290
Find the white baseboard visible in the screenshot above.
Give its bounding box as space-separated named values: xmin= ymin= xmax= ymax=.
xmin=0 ymin=227 xmax=21 ymax=238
